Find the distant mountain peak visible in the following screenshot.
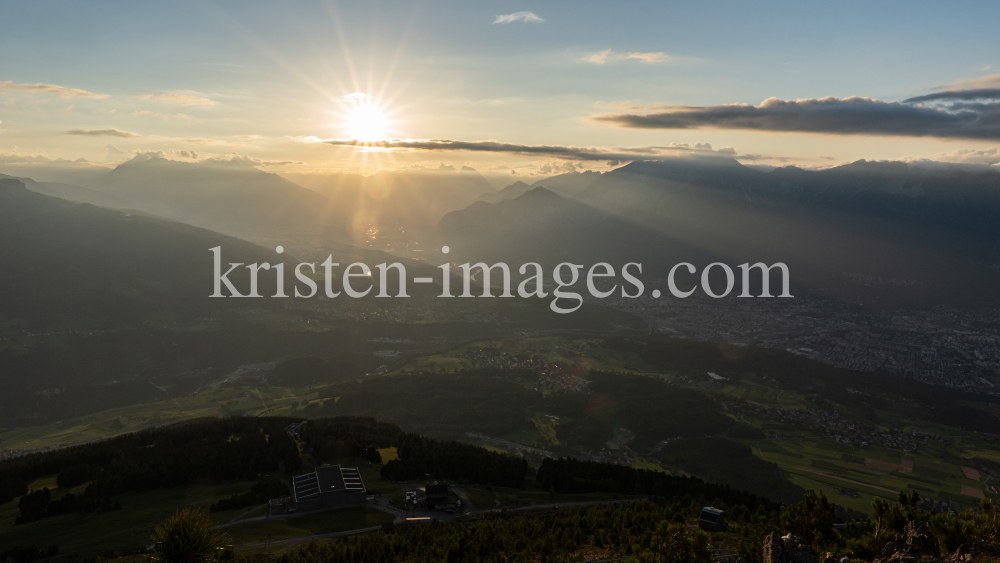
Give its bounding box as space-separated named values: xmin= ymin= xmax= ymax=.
xmin=515 ymin=186 xmax=562 ymax=200
xmin=497 ymin=180 xmax=530 ymax=194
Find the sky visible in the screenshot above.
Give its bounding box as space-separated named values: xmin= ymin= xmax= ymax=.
xmin=1 ymin=0 xmax=999 ymax=183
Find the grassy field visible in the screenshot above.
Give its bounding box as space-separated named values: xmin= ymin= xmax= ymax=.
xmin=530 ymin=412 xmax=566 ymax=448
xmin=388 ymin=354 xmax=475 ymax=374
xmin=463 ymin=487 xmax=498 ymax=510
xmin=0 ymin=384 xmax=321 ymax=452
xmin=0 ymin=480 xmax=258 ymax=557
xmin=385 ymin=336 xmax=650 ymax=377
xmin=377 ymin=447 xmax=399 ymax=464
xmin=0 ymin=453 xmax=404 ymax=558
xmin=711 ymin=381 xmax=813 ymax=410
xmin=632 ymin=458 xmax=670 ymax=474
xmin=662 ymin=365 xmax=997 ymax=513
xmin=746 ymin=436 xmax=988 ymax=512
xmin=224 ymin=507 xmax=393 ymax=546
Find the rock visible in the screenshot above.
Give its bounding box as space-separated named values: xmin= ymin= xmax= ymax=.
xmin=763 ymin=533 xmax=818 ymax=563
xmin=839 ymin=558 xmax=851 ymax=563
xmin=791 ymin=548 xmax=818 ymax=563
xmin=877 ymin=520 xmax=940 ymax=561
xmin=951 ymin=543 xmax=1000 ymax=563
xmin=882 ymin=541 xmax=900 ymax=558
xmin=900 ymin=520 xmax=938 ymax=555
xmin=764 ymin=533 xmax=791 ymax=563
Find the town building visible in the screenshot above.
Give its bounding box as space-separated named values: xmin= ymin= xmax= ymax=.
xmin=406 ymin=481 xmax=461 ymax=511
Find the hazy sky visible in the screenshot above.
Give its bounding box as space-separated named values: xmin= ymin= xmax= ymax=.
xmin=2 ymin=0 xmax=999 ymax=181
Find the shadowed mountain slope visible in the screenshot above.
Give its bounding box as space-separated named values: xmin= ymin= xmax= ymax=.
xmin=87 ymin=156 xmax=347 ymax=245
xmin=441 ymin=157 xmax=1000 ymax=307
xmin=0 ymin=178 xmax=282 ymax=327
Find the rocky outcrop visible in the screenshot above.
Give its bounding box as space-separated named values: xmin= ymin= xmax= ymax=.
xmin=760 ymin=524 xmax=999 ymax=563
xmin=951 ymin=543 xmax=1000 ymax=563
xmin=763 ymin=533 xmax=819 ymax=563
xmin=875 ymin=520 xmax=941 ymax=562
xmin=898 ymin=521 xmax=940 ymax=556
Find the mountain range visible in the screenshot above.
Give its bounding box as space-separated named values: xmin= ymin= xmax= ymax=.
xmin=9 ymin=153 xmax=1000 ymax=308
xmin=441 ymin=157 xmax=1000 ymax=307
xmin=476 ymin=171 xmax=603 ymax=203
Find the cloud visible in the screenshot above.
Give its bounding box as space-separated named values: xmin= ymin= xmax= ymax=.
xmin=201 ymin=153 xmax=302 ymax=167
xmin=0 ymin=151 xmax=112 ymax=184
xmin=931 ymin=73 xmax=1000 ymax=91
xmin=0 ymin=153 xmax=55 ymax=164
xmin=105 ymin=144 xmax=130 ymax=161
xmin=903 ymin=88 xmax=1000 ymax=103
xmin=129 ymin=151 xmax=168 ymax=161
xmin=537 ymin=161 xmax=585 ymax=175
xmin=584 ymin=49 xmax=670 ymax=64
xmin=105 ymin=145 xmax=200 ymax=162
xmin=103 ymin=147 xmax=299 ymax=167
xmin=0 ymin=80 xmax=108 ymax=98
xmin=923 ymin=147 xmax=1000 ymax=166
xmin=132 ymin=110 xmax=194 ymax=120
xmin=140 ymin=93 xmax=216 ymax=106
xmin=593 ymin=96 xmax=1000 ymax=140
xmin=0 ymin=151 xmax=100 ymax=166
xmin=323 ymin=138 xmax=739 ymax=164
xmin=66 ymin=128 xmax=141 ymax=138
xmin=493 ymin=11 xmax=544 ymax=24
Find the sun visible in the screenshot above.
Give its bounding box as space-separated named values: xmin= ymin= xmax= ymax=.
xmin=340 ymin=94 xmax=391 ymax=142
xmin=345 ymin=105 xmax=389 ymax=141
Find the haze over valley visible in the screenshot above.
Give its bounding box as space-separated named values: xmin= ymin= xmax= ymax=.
xmin=2 ymin=3 xmax=1000 ymax=562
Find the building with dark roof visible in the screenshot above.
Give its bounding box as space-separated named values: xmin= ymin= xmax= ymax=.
xmin=425 ymin=481 xmax=449 ymax=501
xmin=407 ymin=481 xmax=461 ymax=512
xmin=289 ymin=465 xmax=366 ymax=513
xmin=698 ymin=506 xmax=727 ymax=531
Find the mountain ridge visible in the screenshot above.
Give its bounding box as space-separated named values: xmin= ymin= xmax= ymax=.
xmin=441 ymin=157 xmax=1000 ymax=307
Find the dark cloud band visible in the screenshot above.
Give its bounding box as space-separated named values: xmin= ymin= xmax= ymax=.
xmin=66 ymin=128 xmax=140 ymax=138
xmin=322 ymin=138 xmax=735 ymax=162
xmin=903 ymin=88 xmax=1000 ymax=103
xmin=593 ymin=96 xmax=1000 ymax=140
